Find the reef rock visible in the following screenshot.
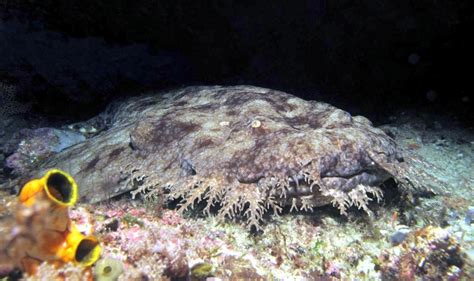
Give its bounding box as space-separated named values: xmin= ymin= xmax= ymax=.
xmin=19 ymin=86 xmax=433 ymax=229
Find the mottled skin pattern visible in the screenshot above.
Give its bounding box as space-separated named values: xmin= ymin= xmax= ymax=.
xmin=25 ymin=86 xmax=423 ymax=229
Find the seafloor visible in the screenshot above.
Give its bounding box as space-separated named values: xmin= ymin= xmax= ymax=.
xmin=0 ymin=107 xmax=473 ymax=280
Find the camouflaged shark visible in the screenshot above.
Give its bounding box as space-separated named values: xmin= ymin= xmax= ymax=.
xmin=15 ymin=86 xmax=440 ymax=229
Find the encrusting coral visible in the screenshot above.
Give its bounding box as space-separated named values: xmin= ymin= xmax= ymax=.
xmin=13 ymin=86 xmax=441 ymax=230
xmin=379 ymin=226 xmax=465 ymax=280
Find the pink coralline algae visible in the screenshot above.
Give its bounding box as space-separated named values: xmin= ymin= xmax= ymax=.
xmin=379 ymin=226 xmax=465 ymax=280
xmin=161 ymin=210 xmax=184 ymax=226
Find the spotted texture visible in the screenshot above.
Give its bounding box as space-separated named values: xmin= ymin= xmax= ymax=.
xmin=25 ymin=86 xmax=425 ymax=229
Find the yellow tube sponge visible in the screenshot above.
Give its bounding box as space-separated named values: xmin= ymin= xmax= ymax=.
xmin=19 ymin=169 xmax=78 ymax=207
xmin=15 ymin=169 xmax=100 ymax=276
xmin=57 ymin=224 xmax=101 ymax=266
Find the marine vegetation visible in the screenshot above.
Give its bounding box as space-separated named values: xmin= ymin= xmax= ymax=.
xmin=16 ymin=86 xmax=441 ymax=230
xmin=0 ymin=169 xmax=100 ymax=276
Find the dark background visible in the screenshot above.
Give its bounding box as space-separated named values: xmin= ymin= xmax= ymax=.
xmin=1 ymin=0 xmax=472 ymax=125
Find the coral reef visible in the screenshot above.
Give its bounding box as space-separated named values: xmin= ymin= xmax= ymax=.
xmin=379 ymin=226 xmax=465 ymax=280
xmin=88 ymin=201 xmax=271 ymax=279
xmin=11 ymin=86 xmax=441 ymax=230
xmin=1 ymin=98 xmax=471 ymax=280
xmin=25 ymin=262 xmax=93 ymax=281
xmin=2 ymin=181 xmax=470 ymax=280
xmin=5 ymin=128 xmax=85 ymax=176
xmin=20 ymin=197 xmax=464 ymax=280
